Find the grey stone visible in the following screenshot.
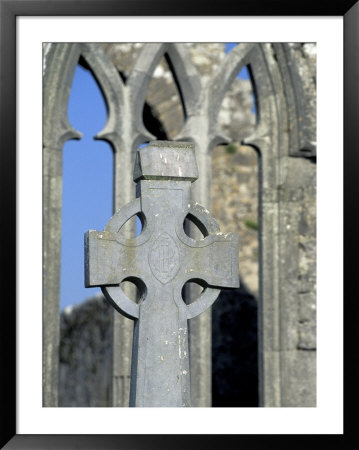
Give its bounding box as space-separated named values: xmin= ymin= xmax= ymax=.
xmin=59 ymin=295 xmax=112 ymax=407
xmin=44 ymin=42 xmax=317 ymax=408
xmin=43 ymin=43 xmax=82 ymax=407
xmin=85 ymin=141 xmax=239 ymax=406
xmin=133 ymin=141 xmax=198 ymax=182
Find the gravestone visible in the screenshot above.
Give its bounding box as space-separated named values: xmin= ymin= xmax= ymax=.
xmin=85 ymin=141 xmax=239 ymax=406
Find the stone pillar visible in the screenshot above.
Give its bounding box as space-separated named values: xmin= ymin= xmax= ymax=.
xmin=42 ymin=43 xmax=81 ymax=406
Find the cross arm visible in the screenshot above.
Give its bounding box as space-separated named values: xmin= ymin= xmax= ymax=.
xmin=84 ymin=230 xmax=143 ymax=287
xmin=184 ymin=232 xmax=240 ymax=289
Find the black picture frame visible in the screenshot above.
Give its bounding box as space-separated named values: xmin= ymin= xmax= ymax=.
xmin=1 ymin=1 xmax=357 ymax=448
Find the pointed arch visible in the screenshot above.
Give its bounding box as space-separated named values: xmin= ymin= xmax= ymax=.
xmin=127 ymin=43 xmax=168 ymax=142
xmin=80 ymin=43 xmax=126 ymax=149
xmin=166 ymin=43 xmax=202 ymax=118
xmin=43 ymin=43 xmax=82 ymax=149
xmin=207 ymin=44 xmax=256 ymax=128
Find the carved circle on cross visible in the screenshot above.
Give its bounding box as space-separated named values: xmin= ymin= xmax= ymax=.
xmin=101 ymin=199 xmax=222 ymax=320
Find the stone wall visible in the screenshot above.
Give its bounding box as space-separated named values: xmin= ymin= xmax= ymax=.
xmin=59 ymin=295 xmax=112 ymax=406
xmin=57 ymin=42 xmax=316 ymax=407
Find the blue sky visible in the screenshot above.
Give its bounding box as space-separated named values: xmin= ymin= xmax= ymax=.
xmin=60 ymin=43 xmax=249 ymax=311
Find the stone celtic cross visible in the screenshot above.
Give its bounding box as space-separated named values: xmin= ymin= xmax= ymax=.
xmin=85 ymin=141 xmax=239 ymax=407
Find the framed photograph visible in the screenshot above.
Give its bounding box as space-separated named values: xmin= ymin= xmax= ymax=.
xmin=1 ymin=0 xmax=356 ymax=448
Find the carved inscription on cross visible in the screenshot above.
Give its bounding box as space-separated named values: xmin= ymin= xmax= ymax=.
xmin=85 ymin=141 xmax=239 ymax=407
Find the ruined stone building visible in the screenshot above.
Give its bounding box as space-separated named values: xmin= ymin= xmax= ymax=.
xmin=43 ymin=43 xmax=316 ymax=407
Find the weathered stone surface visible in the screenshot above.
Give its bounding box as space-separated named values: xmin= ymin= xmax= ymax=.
xmin=285 ymin=43 xmax=317 ymax=157
xmin=59 ymin=287 xmax=259 ymax=408
xmin=43 ymin=43 xmax=82 ymax=407
xmin=279 ymin=349 xmax=316 ymax=407
xmin=85 ymin=142 xmax=239 ymax=407
xmin=133 ymin=141 xmax=198 ymax=181
xmin=211 ymin=144 xmax=259 ymax=296
xmin=59 ymin=294 xmax=112 ymax=407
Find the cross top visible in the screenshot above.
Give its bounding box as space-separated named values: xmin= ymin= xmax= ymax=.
xmin=85 ymin=141 xmax=239 ymax=407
